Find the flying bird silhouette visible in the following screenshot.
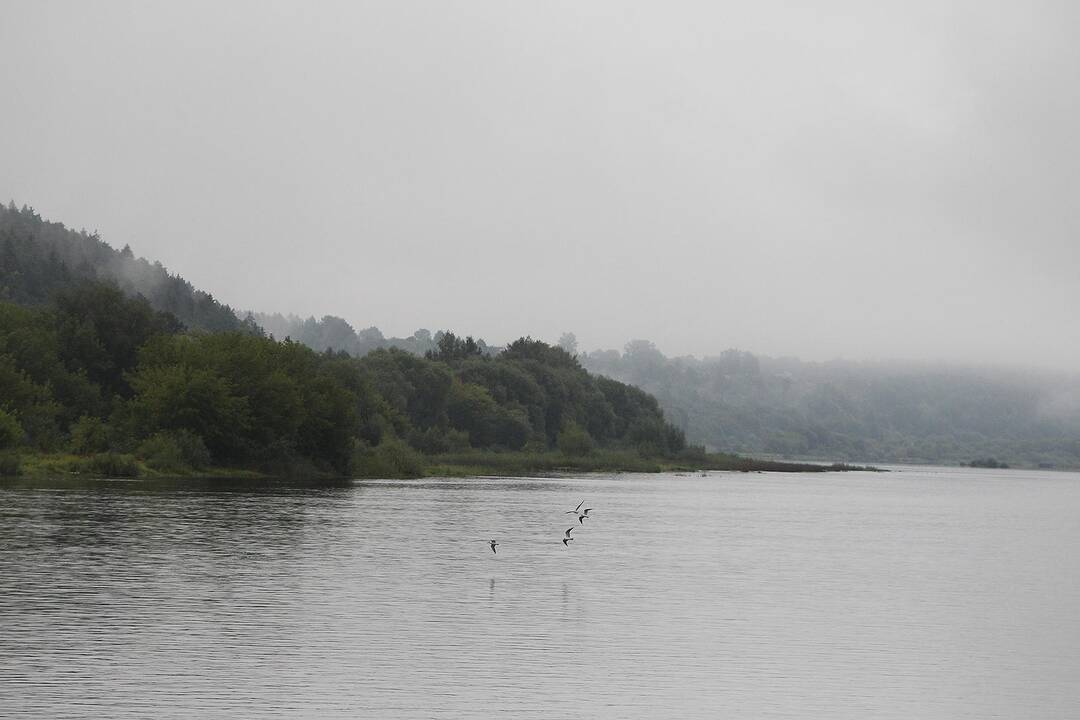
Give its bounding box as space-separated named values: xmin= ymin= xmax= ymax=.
xmin=563 ymin=527 xmax=575 ymax=546
xmin=489 ymin=540 xmax=499 ymax=554
xmin=564 ymin=499 xmax=585 ymax=514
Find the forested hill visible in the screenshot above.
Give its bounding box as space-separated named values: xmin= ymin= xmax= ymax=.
xmin=0 ymin=203 xmax=254 ymax=333
xmin=0 ymin=285 xmax=690 ymax=479
xmin=0 ymin=203 xmax=702 ymax=479
xmin=582 ymin=342 xmax=1080 ymax=469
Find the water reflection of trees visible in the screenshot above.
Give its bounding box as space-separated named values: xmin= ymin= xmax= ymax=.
xmin=0 ymin=481 xmax=361 ymax=599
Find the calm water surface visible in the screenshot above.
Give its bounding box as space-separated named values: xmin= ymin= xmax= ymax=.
xmin=2 ymin=467 xmax=1079 ymax=718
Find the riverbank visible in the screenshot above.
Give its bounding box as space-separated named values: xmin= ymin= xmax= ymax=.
xmin=3 ymin=452 xmax=267 ymax=482
xmin=1 ymin=448 xmax=877 ymax=483
xmin=424 ymin=449 xmax=876 ymax=476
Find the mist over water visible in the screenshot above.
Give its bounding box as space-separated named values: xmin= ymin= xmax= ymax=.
xmin=3 ymin=469 xmax=1079 ymax=719
xmin=580 ymin=341 xmax=1080 ymax=467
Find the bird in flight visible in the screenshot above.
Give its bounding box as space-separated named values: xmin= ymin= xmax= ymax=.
xmin=489 ymin=540 xmax=499 ymax=554
xmin=575 ymin=507 xmax=594 ymax=524
xmin=563 ymin=527 xmax=574 ymax=546
xmin=564 ymin=499 xmax=585 ymax=515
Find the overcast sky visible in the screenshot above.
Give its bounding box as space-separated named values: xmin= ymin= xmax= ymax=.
xmin=2 ymin=1 xmax=1077 ymax=368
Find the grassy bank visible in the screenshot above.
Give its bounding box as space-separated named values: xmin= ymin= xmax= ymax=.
xmin=0 ymin=448 xmax=877 ymax=483
xmin=422 ymin=449 xmax=876 ymax=477
xmin=4 ymin=451 xmax=269 ymax=482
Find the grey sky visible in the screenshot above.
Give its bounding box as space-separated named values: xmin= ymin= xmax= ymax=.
xmin=2 ymin=1 xmax=1077 ymax=368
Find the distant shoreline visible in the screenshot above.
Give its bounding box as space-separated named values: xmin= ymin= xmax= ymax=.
xmin=1 ymin=449 xmax=878 ymax=485
xmin=422 ymin=450 xmax=878 ymax=477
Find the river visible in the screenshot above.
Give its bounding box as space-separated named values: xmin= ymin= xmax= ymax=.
xmin=2 ymin=466 xmax=1078 ymax=718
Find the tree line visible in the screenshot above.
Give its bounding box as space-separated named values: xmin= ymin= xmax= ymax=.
xmin=0 ymin=283 xmax=687 ymax=477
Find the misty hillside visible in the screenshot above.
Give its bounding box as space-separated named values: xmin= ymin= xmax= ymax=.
xmin=0 ymin=204 xmax=695 ymax=478
xmin=0 ymin=203 xmax=255 ymax=334
xmin=242 ymin=317 xmax=1080 ymax=469
xmin=582 ymin=342 xmax=1080 ymax=469
xmin=7 ymin=201 xmax=1076 ymax=470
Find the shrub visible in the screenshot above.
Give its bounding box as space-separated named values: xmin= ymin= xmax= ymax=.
xmin=351 ymin=437 xmax=424 ymax=478
xmin=521 ymin=439 xmax=547 ymax=454
xmin=0 ymin=452 xmax=20 ymax=476
xmin=493 ymin=408 xmax=531 ymax=450
xmin=445 ymin=429 xmax=471 ymax=452
xmin=83 ymin=453 xmax=140 ymax=478
xmin=137 ymin=430 xmax=211 ymax=472
xmin=557 ymin=421 xmax=595 ymax=456
xmin=409 ymin=426 xmax=451 ymax=454
xmin=678 ymin=444 xmax=708 ymax=461
xmin=70 ymin=415 xmax=111 ymax=454
xmin=0 ymin=409 xmax=24 ymax=450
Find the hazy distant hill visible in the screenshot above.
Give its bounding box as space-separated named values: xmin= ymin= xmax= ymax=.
xmin=582 ymin=341 xmax=1080 ymax=469
xmin=0 ymin=203 xmax=255 ymax=334
xmin=251 ymin=312 xmax=445 ymax=357
xmin=249 ymin=319 xmax=1080 ymax=469
xmin=9 ymin=202 xmax=1073 ymax=469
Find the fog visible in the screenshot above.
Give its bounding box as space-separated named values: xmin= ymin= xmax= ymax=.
xmin=2 ymin=1 xmax=1077 ymax=369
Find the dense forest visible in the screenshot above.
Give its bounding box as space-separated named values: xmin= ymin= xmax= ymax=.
xmin=581 ymin=341 xmax=1080 ymax=469
xmin=0 ymin=281 xmax=691 ymax=478
xmin=1 ymin=203 xmax=257 ymax=334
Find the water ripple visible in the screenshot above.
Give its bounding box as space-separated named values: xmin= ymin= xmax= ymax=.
xmin=2 ymin=469 xmax=1079 ymax=718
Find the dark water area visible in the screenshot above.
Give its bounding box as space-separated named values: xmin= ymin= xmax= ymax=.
xmin=2 ymin=467 xmax=1079 ymax=718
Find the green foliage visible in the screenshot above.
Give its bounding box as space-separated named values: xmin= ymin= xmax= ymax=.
xmin=425 ymin=331 xmax=486 ymax=365
xmin=0 ymin=452 xmax=20 ymax=476
xmin=501 ymin=337 xmax=581 ymax=369
xmin=0 ymin=351 xmax=62 ymax=449
xmin=557 ymin=421 xmax=595 ymax=456
xmin=445 ymin=428 xmax=471 ymax=451
xmin=0 ymin=219 xmax=691 ymax=477
xmin=679 ymin=444 xmax=708 ymax=462
xmin=446 ymin=381 xmax=526 ymax=449
xmin=346 ymin=336 xmax=687 ymax=458
xmin=125 ymin=333 xmax=367 ymax=474
xmin=80 ymin=453 xmax=140 ymax=478
xmin=350 ymin=437 xmax=424 ymax=478
xmin=425 ymin=448 xmax=665 ymax=476
xmin=53 ymin=282 xmax=181 ymax=397
xmin=127 ymin=358 xmax=251 ymax=460
xmin=0 ymin=408 xmax=23 ymax=449
xmin=408 ymin=426 xmax=452 ymax=454
xmin=359 ymin=348 xmax=452 ymax=431
xmin=69 ymin=415 xmax=111 ymax=454
xmin=137 ymin=430 xmax=211 ymax=472
xmin=0 ymin=303 xmax=102 ymax=424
